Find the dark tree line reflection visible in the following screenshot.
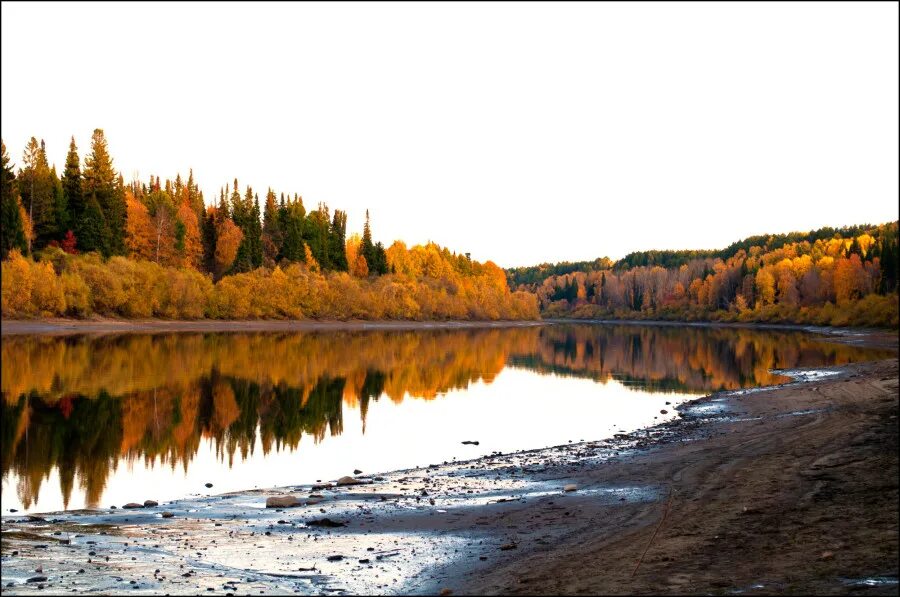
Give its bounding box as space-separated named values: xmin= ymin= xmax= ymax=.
xmin=2 ymin=326 xmax=891 ymax=509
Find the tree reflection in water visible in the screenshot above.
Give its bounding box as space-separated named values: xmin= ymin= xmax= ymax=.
xmin=1 ymin=325 xmax=891 ymax=510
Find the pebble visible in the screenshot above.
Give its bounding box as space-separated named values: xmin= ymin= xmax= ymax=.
xmin=563 ymin=484 xmax=578 ymax=492
xmin=143 ymin=500 xmax=158 ymax=507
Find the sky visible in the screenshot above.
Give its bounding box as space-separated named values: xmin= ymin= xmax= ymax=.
xmin=1 ymin=2 xmax=898 ymax=268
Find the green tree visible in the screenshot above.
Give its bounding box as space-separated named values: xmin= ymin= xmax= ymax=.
xmin=62 ymin=136 xmax=84 ymax=237
xmin=329 ymin=209 xmax=349 ymax=271
xmin=78 ymin=194 xmax=111 ymax=255
xmin=0 ymin=140 xmax=27 ymax=259
xmin=261 ymin=188 xmax=282 ymax=265
xmin=280 ymin=195 xmax=306 ymax=263
xmin=82 ymin=129 xmax=124 ymax=255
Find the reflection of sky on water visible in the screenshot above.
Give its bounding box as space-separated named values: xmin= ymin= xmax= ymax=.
xmin=2 ymin=324 xmax=892 ymax=515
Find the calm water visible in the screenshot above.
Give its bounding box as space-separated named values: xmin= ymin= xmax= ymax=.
xmin=1 ymin=323 xmax=891 ymax=515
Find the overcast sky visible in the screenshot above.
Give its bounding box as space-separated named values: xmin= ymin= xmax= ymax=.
xmin=2 ymin=2 xmax=897 ymax=267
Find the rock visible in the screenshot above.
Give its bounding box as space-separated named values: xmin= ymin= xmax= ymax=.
xmin=327 ymin=555 xmax=344 ymax=561
xmin=500 ymin=543 xmax=517 ymax=551
xmin=359 ymin=558 xmax=371 ymax=564
xmin=205 ymin=483 xmax=213 ymax=488
xmin=461 ymin=441 xmax=480 ymax=445
xmin=27 ymin=576 xmax=48 ymax=583
xmin=122 ymin=503 xmax=143 ymax=509
xmin=563 ymin=484 xmax=578 ymax=492
xmin=143 ymin=500 xmax=158 ymax=507
xmin=820 ymin=551 xmax=834 ymax=561
xmin=306 ymin=518 xmax=346 ymax=528
xmin=353 ymin=469 xmax=362 ymax=475
xmin=660 ymin=409 xmax=669 ymax=415
xmin=305 ymin=497 xmax=324 ymax=506
xmin=312 ymin=484 xmax=330 ymax=491
xmin=266 ymin=496 xmax=301 ymax=508
xmin=440 ymin=589 xmax=454 ymax=596
xmin=161 ymin=512 xmax=175 ymax=518
xmin=9 ymin=508 xmax=17 ymax=513
xmin=336 ymin=476 xmax=364 ymax=486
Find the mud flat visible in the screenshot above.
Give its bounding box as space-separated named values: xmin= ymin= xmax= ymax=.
xmin=1 ymin=341 xmax=897 ymax=595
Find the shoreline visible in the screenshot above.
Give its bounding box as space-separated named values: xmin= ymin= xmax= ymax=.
xmin=1 ymin=316 xmax=896 ymax=341
xmin=1 ymin=331 xmax=896 ymax=594
xmin=0 ymin=318 xmax=547 ymax=336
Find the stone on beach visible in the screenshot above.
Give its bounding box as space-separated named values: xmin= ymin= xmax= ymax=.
xmin=336 ymin=476 xmax=364 ymax=486
xmin=161 ymin=511 xmax=175 ymax=518
xmin=122 ymin=502 xmax=144 ymax=509
xmin=563 ymin=484 xmax=578 ymax=492
xmin=265 ymin=495 xmax=302 ymax=508
xmin=143 ymin=500 xmax=158 ymax=507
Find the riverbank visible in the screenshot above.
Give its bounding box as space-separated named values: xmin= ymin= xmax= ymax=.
xmin=0 ymin=318 xmax=546 ymax=336
xmin=1 ymin=337 xmax=897 ymax=595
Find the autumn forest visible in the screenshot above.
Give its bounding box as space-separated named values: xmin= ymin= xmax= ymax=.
xmin=0 ymin=131 xmax=897 ymax=327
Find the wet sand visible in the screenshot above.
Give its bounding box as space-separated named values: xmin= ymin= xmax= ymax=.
xmin=1 ymin=336 xmax=897 ymax=595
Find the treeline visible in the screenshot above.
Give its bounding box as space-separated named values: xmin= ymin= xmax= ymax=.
xmin=507 ymin=223 xmax=898 ymax=288
xmin=505 ymin=257 xmax=614 ymax=288
xmin=522 ymin=222 xmax=900 ymax=328
xmin=0 ymin=132 xmax=538 ymax=320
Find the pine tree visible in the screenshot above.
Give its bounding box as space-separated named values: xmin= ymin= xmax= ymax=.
xmin=261 ymin=188 xmax=282 ymax=265
xmin=82 ymin=129 xmax=122 ymax=255
xmin=251 ymin=194 xmax=263 ymax=268
xmin=0 ymin=140 xmax=27 ymax=259
xmin=51 ymin=166 xmax=68 ymax=240
xmin=78 ymin=194 xmax=111 ymax=255
xmin=280 ymin=196 xmax=306 ymax=263
xmin=201 ymin=206 xmax=218 ymax=275
xmin=62 ymin=136 xmax=84 ymax=241
xmin=329 ymin=209 xmax=349 ymax=271
xmin=361 ymin=209 xmax=375 ymax=274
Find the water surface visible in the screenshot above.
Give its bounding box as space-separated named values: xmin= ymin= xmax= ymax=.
xmin=1 ymin=323 xmax=890 ymax=514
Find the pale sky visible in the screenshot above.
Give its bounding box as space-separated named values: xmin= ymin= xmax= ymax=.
xmin=1 ymin=2 xmax=897 ymax=268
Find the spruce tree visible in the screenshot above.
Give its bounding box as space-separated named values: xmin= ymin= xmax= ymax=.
xmin=329 ymin=209 xmax=349 ymax=271
xmin=0 ymin=140 xmax=27 ymax=259
xmin=361 ymin=209 xmax=375 ymax=273
xmin=78 ymin=194 xmax=110 ymax=255
xmin=51 ymin=166 xmax=68 ymax=240
xmin=262 ymin=188 xmax=282 ymax=264
xmin=62 ymin=136 xmax=84 ymax=239
xmin=82 ymin=129 xmax=122 ymax=255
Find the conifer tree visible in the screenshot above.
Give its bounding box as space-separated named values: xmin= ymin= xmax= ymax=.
xmin=0 ymin=140 xmax=27 ymax=259
xmin=52 ymin=166 xmax=68 ymax=239
xmin=62 ymin=136 xmax=83 ymax=242
xmin=262 ymin=188 xmax=282 ymax=265
xmin=78 ymin=194 xmax=111 ymax=255
xmin=329 ymin=209 xmax=349 ymax=271
xmin=361 ymin=209 xmax=375 ymax=274
xmin=82 ymin=129 xmax=122 ymax=255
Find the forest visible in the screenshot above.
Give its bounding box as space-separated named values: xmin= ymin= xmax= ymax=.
xmin=0 ymin=133 xmax=538 ymax=320
xmin=508 ymin=222 xmax=900 ymax=327
xmin=1 ymin=131 xmax=897 ymax=327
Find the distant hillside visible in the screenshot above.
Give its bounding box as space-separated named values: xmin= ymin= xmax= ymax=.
xmin=505 ymin=221 xmax=899 ymax=328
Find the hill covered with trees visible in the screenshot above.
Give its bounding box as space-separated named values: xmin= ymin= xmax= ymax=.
xmin=0 ymin=133 xmax=538 ymax=320
xmin=508 ymin=223 xmax=899 ymax=327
